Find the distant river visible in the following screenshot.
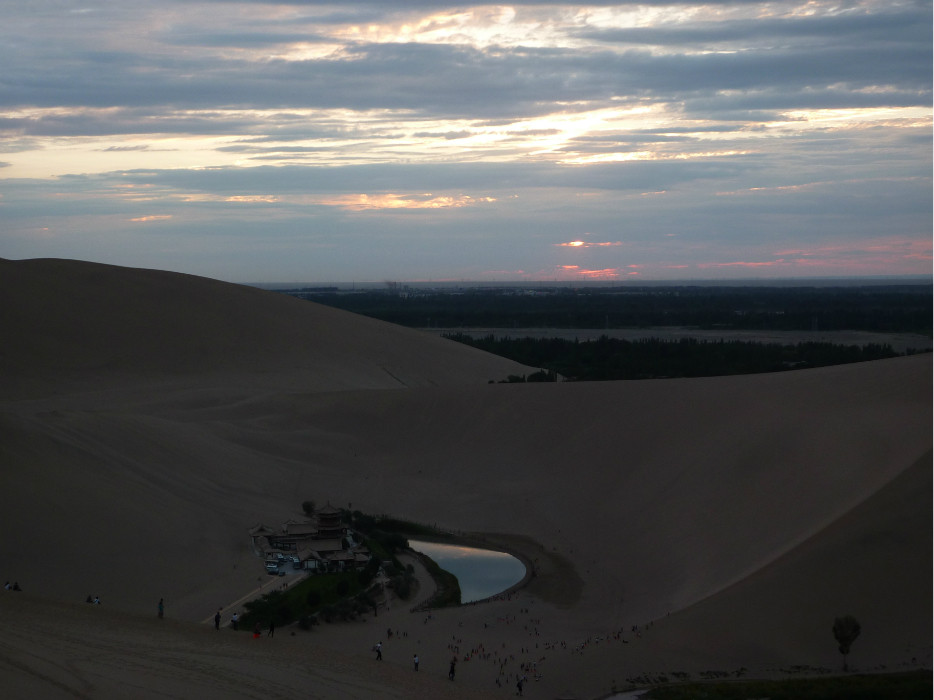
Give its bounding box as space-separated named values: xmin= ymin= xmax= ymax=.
xmin=409 ymin=540 xmax=526 ymax=604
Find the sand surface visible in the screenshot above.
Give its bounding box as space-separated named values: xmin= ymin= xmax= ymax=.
xmin=1 ymin=258 xmax=930 ymax=699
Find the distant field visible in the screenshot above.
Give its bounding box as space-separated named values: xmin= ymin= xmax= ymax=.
xmin=425 ymin=327 xmax=933 ymax=354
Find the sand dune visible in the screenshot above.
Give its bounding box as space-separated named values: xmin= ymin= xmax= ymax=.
xmin=0 ymin=258 xmax=930 ymax=699
xmin=0 ymin=258 xmax=534 ymax=397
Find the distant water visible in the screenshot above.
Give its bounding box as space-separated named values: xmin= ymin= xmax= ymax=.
xmin=409 ymin=540 xmax=526 ymax=603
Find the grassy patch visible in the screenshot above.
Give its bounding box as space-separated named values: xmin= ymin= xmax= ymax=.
xmin=641 ymin=671 xmax=932 ymax=700
xmin=238 ymin=571 xmax=372 ymax=630
xmin=413 ymin=552 xmax=461 ymax=609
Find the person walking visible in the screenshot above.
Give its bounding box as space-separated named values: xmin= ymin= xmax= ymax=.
xmin=375 ymin=641 xmax=382 ymax=660
xmin=267 ymin=619 xmax=275 ymax=637
xmin=231 ymin=612 xmax=239 ymax=630
xmin=214 ymin=609 xmax=221 ymax=631
xmin=413 ymin=654 xmax=419 ymax=671
xmin=448 ymin=656 xmax=456 ymax=680
xmin=158 ymin=598 xmax=164 ymax=619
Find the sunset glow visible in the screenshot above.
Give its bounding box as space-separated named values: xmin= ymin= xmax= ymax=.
xmin=1 ymin=0 xmax=929 ymax=282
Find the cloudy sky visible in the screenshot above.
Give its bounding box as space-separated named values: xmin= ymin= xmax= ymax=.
xmin=1 ymin=1 xmax=930 ymax=283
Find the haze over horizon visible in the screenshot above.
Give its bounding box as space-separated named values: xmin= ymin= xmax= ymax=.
xmin=1 ymin=0 xmax=931 ymax=284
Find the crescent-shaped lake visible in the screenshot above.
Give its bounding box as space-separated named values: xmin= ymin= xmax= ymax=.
xmin=409 ymin=539 xmax=527 ymax=604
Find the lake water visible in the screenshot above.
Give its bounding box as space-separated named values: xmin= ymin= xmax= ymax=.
xmin=409 ymin=540 xmax=527 ymax=603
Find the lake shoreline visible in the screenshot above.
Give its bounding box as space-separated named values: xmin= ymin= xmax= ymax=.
xmin=406 ymin=530 xmax=580 ymax=608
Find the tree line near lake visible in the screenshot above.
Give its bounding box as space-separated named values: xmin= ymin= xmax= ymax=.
xmin=289 ymin=285 xmax=931 ymax=334
xmin=288 ymin=284 xmax=930 ymax=380
xmin=446 ymin=334 xmax=912 ymax=382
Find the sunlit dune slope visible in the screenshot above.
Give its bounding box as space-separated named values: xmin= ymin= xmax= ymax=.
xmin=0 ymin=257 xmax=534 ymax=397
xmin=0 ymin=258 xmax=929 ymax=695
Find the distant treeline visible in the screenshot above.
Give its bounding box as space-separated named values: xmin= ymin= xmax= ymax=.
xmin=293 ymin=285 xmax=932 ymax=334
xmin=444 ymin=333 xmax=917 ymax=381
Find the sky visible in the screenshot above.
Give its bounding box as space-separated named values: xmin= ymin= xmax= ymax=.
xmin=0 ymin=0 xmax=931 ymax=284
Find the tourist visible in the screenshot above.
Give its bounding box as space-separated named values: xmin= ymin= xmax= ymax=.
xmin=214 ymin=609 xmax=221 ymax=631
xmin=158 ymin=598 xmax=164 ymax=619
xmin=448 ymin=656 xmax=456 ymax=680
xmin=413 ymin=654 xmax=419 ymax=671
xmin=267 ymin=619 xmax=275 ymax=637
xmin=230 ymin=611 xmax=238 ymax=630
xmin=375 ymin=641 xmax=382 ymax=660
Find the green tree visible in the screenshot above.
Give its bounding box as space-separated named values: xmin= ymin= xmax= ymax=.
xmin=833 ymin=615 xmax=861 ymax=671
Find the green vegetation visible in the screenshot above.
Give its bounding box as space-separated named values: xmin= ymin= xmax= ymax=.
xmin=289 ymin=285 xmax=932 ymax=334
xmin=346 ymin=509 xmax=460 ymax=609
xmin=239 ymin=507 xmax=458 ymax=633
xmin=347 ymin=510 xmax=451 ymax=540
xmin=833 ymin=615 xmax=862 ymax=671
xmin=238 ymin=570 xmax=375 ymax=631
xmin=639 ymin=671 xmax=931 ymax=700
xmin=413 ymin=553 xmax=461 ymax=609
xmin=444 ymin=334 xmax=911 ymax=381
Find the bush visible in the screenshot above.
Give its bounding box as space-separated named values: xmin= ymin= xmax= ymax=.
xmin=238 ymin=571 xmax=361 ymax=631
xmin=392 ymin=575 xmax=411 ymax=600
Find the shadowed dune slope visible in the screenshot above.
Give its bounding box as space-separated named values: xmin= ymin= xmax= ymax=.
xmin=0 ymin=257 xmax=535 ymax=397
xmin=0 ymin=258 xmax=930 ymax=697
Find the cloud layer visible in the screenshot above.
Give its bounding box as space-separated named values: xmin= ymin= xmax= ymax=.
xmin=1 ymin=0 xmax=930 ymax=282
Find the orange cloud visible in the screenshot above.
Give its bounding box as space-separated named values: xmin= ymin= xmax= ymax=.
xmin=321 ymin=193 xmax=495 ymax=211
xmin=579 ymin=268 xmax=624 ymax=279
xmin=557 ymin=265 xmax=623 ymax=279
xmin=695 ymin=238 xmax=932 ymax=275
xmin=699 ymin=260 xmax=786 ymax=268
xmin=129 ymin=215 xmax=172 ymax=222
xmin=555 ymin=240 xmax=622 ymax=248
